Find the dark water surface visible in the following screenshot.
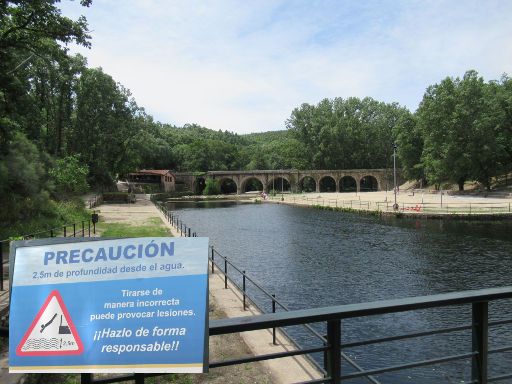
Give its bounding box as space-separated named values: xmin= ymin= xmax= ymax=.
xmin=167 ymin=200 xmax=512 ymax=383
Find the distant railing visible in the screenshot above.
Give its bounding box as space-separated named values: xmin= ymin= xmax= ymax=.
xmin=268 ymin=194 xmax=512 ymax=215
xmin=0 ymin=218 xmax=95 ymax=291
xmin=88 ymin=194 xmax=103 ymax=209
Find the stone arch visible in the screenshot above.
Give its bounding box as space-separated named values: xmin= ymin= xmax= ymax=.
xmin=360 ymin=175 xmax=378 ymax=192
xmin=218 ymin=177 xmax=238 ymax=194
xmin=268 ymin=176 xmax=291 ymax=193
xmin=340 ymin=176 xmax=357 ymax=192
xmin=319 ymin=176 xmax=336 ymax=192
xmin=298 ymin=176 xmax=316 ymax=193
xmin=240 ymin=176 xmax=265 ymax=193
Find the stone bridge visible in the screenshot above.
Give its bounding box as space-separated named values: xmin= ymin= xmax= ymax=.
xmin=176 ymin=169 xmax=400 ymax=194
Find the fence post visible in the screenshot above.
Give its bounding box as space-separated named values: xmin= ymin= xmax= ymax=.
xmin=272 ymin=294 xmax=277 ymax=345
xmin=50 ymin=229 xmax=54 ymax=237
xmin=326 ymin=319 xmax=341 ymax=384
xmin=134 ymin=373 xmax=144 ymax=384
xmin=73 ymin=223 xmax=76 ymax=237
xmin=0 ymin=242 xmax=3 ymax=291
xmin=211 ymin=247 xmax=215 ymax=274
xmin=81 ymin=373 xmax=92 ymax=384
xmin=64 ymin=226 xmax=67 ymax=237
xmin=188 ymin=228 xmax=191 ymax=237
xmin=224 ymin=258 xmax=228 ymax=289
xmin=82 ymin=221 xmax=85 ymax=237
xmin=472 ymin=301 xmax=488 ymax=384
xmin=242 ymin=271 xmax=246 ymax=310
xmin=88 ymin=221 xmax=91 ymax=236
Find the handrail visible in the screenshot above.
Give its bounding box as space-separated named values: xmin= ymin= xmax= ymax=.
xmin=268 ymin=194 xmax=512 ymax=214
xmin=0 ymin=218 xmax=95 ymax=291
xmin=210 ymin=287 xmax=512 ymax=333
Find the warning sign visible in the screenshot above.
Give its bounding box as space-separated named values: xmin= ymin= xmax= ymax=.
xmin=9 ymin=237 xmax=209 ymax=373
xmin=17 ymin=290 xmax=83 ymax=356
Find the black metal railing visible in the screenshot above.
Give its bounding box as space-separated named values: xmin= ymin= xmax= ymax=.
xmin=210 ymin=287 xmax=512 ymax=383
xmin=152 ymin=199 xmax=197 ymax=238
xmin=0 ymin=218 xmax=95 ymax=292
xmin=3 ymin=287 xmax=510 ymax=383
xmin=2 ymin=200 xmax=512 ymax=383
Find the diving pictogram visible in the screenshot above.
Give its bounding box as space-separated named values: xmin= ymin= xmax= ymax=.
xmin=16 ymin=290 xmax=84 ymax=356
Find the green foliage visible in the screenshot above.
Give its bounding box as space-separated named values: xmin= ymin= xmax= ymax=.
xmin=203 ymin=178 xmax=221 ymax=195
xmin=0 ymin=198 xmax=90 ymax=240
xmin=417 ymin=70 xmax=508 ymax=190
xmin=286 ymin=97 xmax=406 ymax=169
xmin=49 ymin=155 xmax=89 ymax=195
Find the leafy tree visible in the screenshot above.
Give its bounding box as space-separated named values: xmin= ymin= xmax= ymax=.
xmin=286 ymin=97 xmax=404 ymax=170
xmin=417 ymin=71 xmax=502 ymax=190
xmin=70 ymin=67 xmax=138 ymax=186
xmin=49 ymin=155 xmax=89 ymax=195
xmin=393 ymin=111 xmax=424 ymax=181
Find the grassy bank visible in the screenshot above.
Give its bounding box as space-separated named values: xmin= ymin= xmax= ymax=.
xmin=97 ymin=217 xmax=171 ymax=237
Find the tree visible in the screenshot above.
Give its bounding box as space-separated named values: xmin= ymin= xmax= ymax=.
xmin=286 ymin=97 xmax=404 ymax=170
xmin=418 ymin=71 xmax=501 ymax=190
xmin=393 ymin=111 xmax=424 ymax=181
xmin=71 ymin=67 xmax=139 ymax=186
xmin=49 ymin=155 xmax=89 ymax=195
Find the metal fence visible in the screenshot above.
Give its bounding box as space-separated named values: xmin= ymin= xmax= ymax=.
xmin=0 ymin=218 xmax=95 ymax=292
xmin=268 ymin=195 xmax=512 ymax=215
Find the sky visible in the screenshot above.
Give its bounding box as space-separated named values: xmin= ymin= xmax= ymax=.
xmin=60 ymin=0 xmax=512 ymax=134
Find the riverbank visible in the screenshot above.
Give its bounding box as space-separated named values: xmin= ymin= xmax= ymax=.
xmin=264 ymin=190 xmax=512 ymax=219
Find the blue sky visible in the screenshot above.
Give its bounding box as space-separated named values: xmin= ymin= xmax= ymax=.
xmin=60 ymin=0 xmax=512 ymax=134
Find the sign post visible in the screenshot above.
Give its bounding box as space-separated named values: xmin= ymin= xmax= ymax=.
xmin=9 ymin=237 xmax=209 ymax=373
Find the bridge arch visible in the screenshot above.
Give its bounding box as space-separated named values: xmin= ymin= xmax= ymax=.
xmin=240 ymin=176 xmax=265 ymax=193
xmin=319 ymin=176 xmax=336 ymax=192
xmin=360 ymin=175 xmax=378 ymax=192
xmin=218 ymin=177 xmax=238 ymax=194
xmin=298 ymin=176 xmax=316 ymax=193
xmin=339 ymin=176 xmax=357 ymax=192
xmin=268 ymin=176 xmax=291 ymax=193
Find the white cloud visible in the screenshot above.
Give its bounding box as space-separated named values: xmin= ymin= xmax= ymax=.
xmin=60 ymin=0 xmax=512 ymax=133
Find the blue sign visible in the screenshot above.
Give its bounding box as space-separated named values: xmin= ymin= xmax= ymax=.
xmin=9 ymin=237 xmax=209 ymax=373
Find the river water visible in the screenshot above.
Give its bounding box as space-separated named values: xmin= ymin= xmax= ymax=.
xmin=166 ymin=200 xmax=512 ymax=383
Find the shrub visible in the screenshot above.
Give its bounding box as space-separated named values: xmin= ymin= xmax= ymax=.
xmin=203 ymin=178 xmax=220 ymax=195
